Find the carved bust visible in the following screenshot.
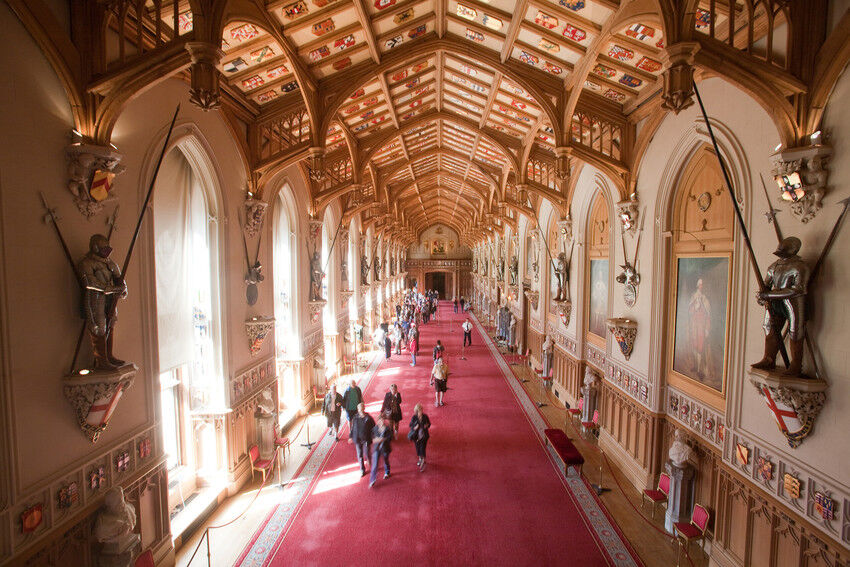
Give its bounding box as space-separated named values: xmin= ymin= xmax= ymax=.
xmin=668 ymin=428 xmax=693 ymax=468
xmin=94 ymin=487 xmax=137 ymax=552
xmin=583 ymin=367 xmax=598 ymax=387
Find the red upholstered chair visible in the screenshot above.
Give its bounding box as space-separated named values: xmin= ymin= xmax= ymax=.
xmin=581 ymin=409 xmax=600 ymax=436
xmin=342 ymin=355 xmax=356 ymax=376
xmin=274 ymin=431 xmax=292 ymax=462
xmin=674 ymin=503 xmax=710 ymax=560
xmin=568 ymin=397 xmax=584 ymax=420
xmin=135 ymin=550 xmax=154 ymax=567
xmin=641 ymin=472 xmax=671 ymax=518
xmin=515 ymin=348 xmax=530 ymax=366
xmin=249 ymin=444 xmax=273 ymax=483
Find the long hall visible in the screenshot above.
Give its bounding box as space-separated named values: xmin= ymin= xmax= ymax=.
xmin=235 ymin=301 xmax=637 ymax=566
xmin=3 ymin=1 xmax=850 ymax=566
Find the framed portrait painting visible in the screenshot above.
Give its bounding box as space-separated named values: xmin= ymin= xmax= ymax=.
xmin=671 ymin=256 xmax=730 ymax=395
xmin=431 ymin=240 xmax=446 ymax=255
xmin=588 ymin=259 xmax=608 ymax=337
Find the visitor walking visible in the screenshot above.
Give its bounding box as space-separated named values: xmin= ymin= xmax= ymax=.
xmin=384 ymin=332 xmax=392 ymax=360
xmin=348 ymin=403 xmax=375 ymax=476
xmin=342 ymin=379 xmax=363 ymax=430
xmin=462 ymin=319 xmax=472 ymax=346
xmin=453 ymin=296 xmax=458 ymax=313
xmin=432 ymin=339 xmax=445 ymax=362
xmin=321 ymin=384 xmax=343 ymax=441
xmin=408 ymin=403 xmax=431 ymax=472
xmin=381 ymin=384 xmax=403 ymax=438
xmin=431 ymin=358 xmax=448 ymax=407
xmin=409 ymin=325 xmax=419 ymax=366
xmin=369 ymin=412 xmax=394 ymax=488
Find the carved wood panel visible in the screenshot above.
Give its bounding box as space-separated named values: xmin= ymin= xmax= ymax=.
xmin=588 ymin=193 xmax=610 ymax=257
xmin=673 ymin=145 xmax=735 ymax=254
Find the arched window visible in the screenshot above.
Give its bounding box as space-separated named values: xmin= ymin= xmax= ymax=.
xmin=667 ymin=145 xmax=734 ymax=410
xmin=153 ymin=146 xmax=223 ymax=473
xmin=273 ymin=185 xmax=299 ymax=410
xmin=586 ymin=193 xmax=610 ymax=344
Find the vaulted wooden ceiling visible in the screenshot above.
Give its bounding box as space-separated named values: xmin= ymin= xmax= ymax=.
xmin=33 ymin=0 xmax=814 ymax=246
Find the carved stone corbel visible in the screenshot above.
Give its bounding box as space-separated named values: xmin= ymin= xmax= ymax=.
xmin=555 ymin=300 xmax=572 ymax=326
xmin=63 ymin=365 xmax=137 ymax=443
xmin=771 ymin=143 xmax=833 ymax=223
xmin=66 ymin=143 xmax=125 ymax=218
xmin=557 ymin=216 xmax=573 ymax=246
xmin=661 ymin=42 xmax=700 ymax=114
xmin=245 ymin=317 xmax=275 ymax=356
xmin=748 ymin=370 xmax=828 ymax=448
xmin=524 ymin=289 xmax=540 ymax=310
xmin=616 ymin=199 xmax=640 ymax=234
xmin=607 ymin=318 xmax=637 ymax=360
xmin=185 ymin=42 xmax=224 ymax=110
xmin=244 ymin=197 xmax=268 ymax=238
xmin=308 ymin=300 xmax=327 ymax=323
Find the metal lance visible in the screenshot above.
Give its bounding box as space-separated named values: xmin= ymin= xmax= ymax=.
xmin=692 ymin=83 xmax=790 ymax=367
xmin=102 ymin=105 xmax=180 ymax=349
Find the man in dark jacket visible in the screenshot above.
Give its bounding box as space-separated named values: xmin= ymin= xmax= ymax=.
xmin=348 ymin=403 xmax=375 ymax=476
xmin=369 ymin=412 xmax=394 ymax=488
xmin=342 ymin=380 xmax=363 ymax=432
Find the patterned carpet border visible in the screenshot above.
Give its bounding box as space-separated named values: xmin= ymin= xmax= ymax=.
xmin=470 ymin=314 xmax=643 ymax=567
xmin=234 ymin=352 xmax=383 ymax=567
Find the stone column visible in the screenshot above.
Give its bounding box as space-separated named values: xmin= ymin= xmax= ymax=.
xmin=664 ymin=461 xmax=696 ymax=533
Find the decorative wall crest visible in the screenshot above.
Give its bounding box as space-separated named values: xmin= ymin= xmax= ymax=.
xmin=555 ymin=300 xmax=572 ymax=327
xmin=309 ymin=299 xmax=326 ymax=323
xmin=524 ymin=289 xmax=539 ymax=310
xmin=606 ymin=318 xmax=637 ymax=360
xmin=245 ymin=317 xmax=275 ymax=356
xmin=748 ymin=370 xmax=827 ymax=448
xmin=616 ymin=199 xmax=640 ymax=234
xmin=771 ymin=143 xmax=832 ymax=223
xmin=243 ymin=196 xmax=268 ymax=238
xmin=63 ymin=366 xmax=137 ymax=443
xmin=66 ymin=143 xmax=125 ymax=218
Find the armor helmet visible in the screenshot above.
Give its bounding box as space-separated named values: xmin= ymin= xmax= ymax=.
xmin=89 ymin=234 xmax=112 ymax=257
xmin=773 ymin=236 xmax=801 ymax=258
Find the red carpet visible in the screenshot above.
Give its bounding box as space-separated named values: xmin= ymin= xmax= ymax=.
xmin=237 ymin=302 xmax=639 ymax=566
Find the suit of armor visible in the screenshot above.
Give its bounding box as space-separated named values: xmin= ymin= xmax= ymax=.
xmin=752 ymin=237 xmax=809 ymax=376
xmin=77 ymin=234 xmax=126 ymax=369
xmin=554 ymin=252 xmax=569 ymax=301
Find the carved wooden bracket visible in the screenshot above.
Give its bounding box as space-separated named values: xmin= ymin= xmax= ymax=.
xmin=245 ymin=317 xmax=275 ymax=356
xmin=554 ymin=300 xmax=572 ymax=327
xmin=771 ymin=143 xmax=832 ymax=223
xmin=748 ymin=369 xmax=827 ymax=448
xmin=66 ymin=143 xmax=125 ymax=218
xmin=63 ymin=365 xmax=137 ymax=443
xmin=185 ymin=42 xmax=224 ymax=111
xmin=661 ymin=43 xmax=700 ymax=114
xmin=607 ymin=317 xmax=637 ymax=360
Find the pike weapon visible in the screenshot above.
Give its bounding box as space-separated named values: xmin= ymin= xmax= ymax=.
xmin=119 ymin=104 xmax=180 ymax=280
xmin=106 ymin=204 xmax=120 ymax=242
xmin=39 ymin=192 xmax=75 ymax=272
xmin=759 ymin=174 xmax=783 ymax=243
xmin=693 ymin=83 xmax=790 ymax=367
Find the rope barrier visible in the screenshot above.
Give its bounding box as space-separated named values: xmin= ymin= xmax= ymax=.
xmin=185 ymin=445 xmax=280 ymax=566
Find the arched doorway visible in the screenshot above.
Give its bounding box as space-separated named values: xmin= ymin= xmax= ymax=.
xmin=424 ymin=271 xmax=452 ymax=299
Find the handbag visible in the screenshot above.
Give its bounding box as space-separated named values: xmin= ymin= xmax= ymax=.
xmin=407 ymin=428 xmax=417 ymax=441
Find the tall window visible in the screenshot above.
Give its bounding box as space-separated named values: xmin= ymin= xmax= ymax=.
xmin=586 ymin=193 xmax=609 ymax=345
xmin=274 ymin=188 xmax=299 ymax=412
xmin=666 ymin=146 xmax=734 ymax=410
xmin=153 ymin=148 xmax=221 ymax=474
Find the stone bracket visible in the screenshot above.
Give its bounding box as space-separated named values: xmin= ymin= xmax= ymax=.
xmin=245 ymin=317 xmax=275 ymax=356
xmin=607 ymin=318 xmax=637 ymax=360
